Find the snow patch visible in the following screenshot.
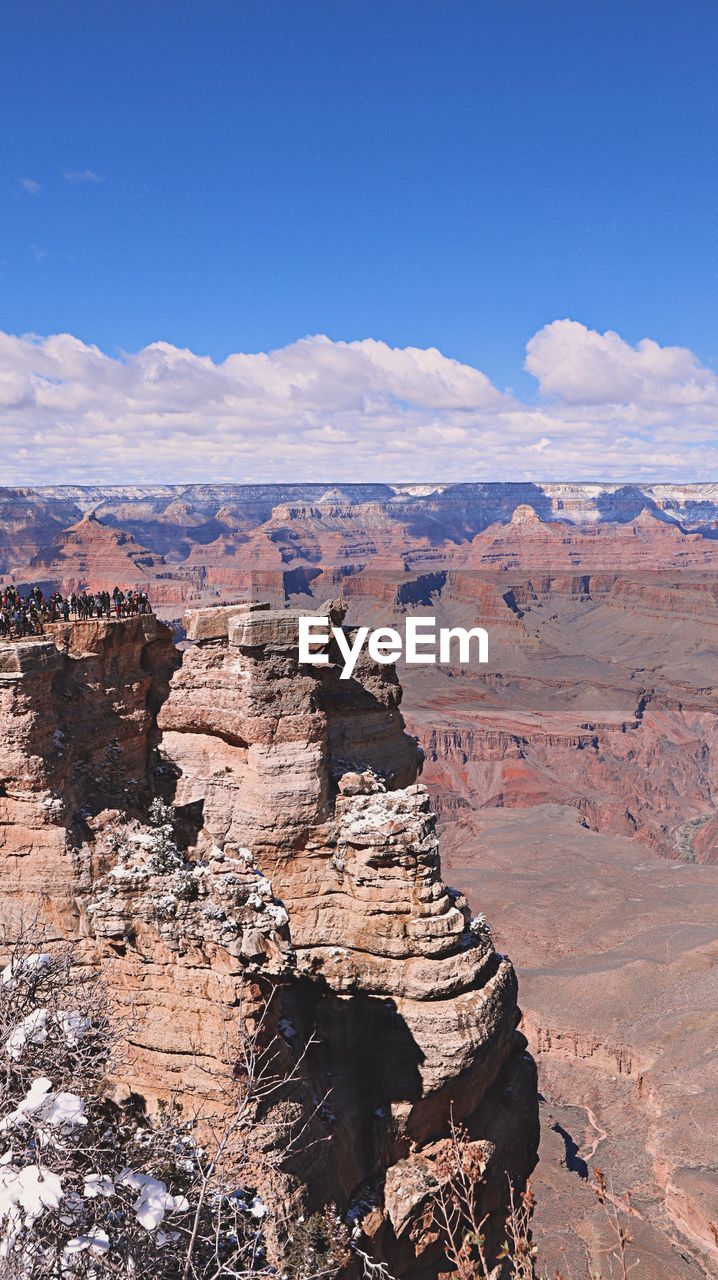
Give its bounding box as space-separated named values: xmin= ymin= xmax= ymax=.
xmin=116 ymin=1169 xmax=189 ymax=1230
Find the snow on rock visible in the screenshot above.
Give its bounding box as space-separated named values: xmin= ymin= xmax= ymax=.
xmin=246 ymin=876 xmax=273 ymax=908
xmin=83 ymin=1173 xmax=115 ymax=1198
xmin=265 ymin=902 xmax=289 ymax=928
xmin=250 ymin=1194 xmax=267 ymax=1219
xmin=54 ymin=1010 xmax=92 ymax=1047
xmin=63 ymin=1225 xmax=110 ymax=1257
xmin=155 ymin=1227 xmax=181 ymax=1246
xmin=6 ymin=1008 xmax=49 ymax=1060
xmin=5 ymin=1007 xmax=92 ymax=1060
xmin=90 ymin=821 xmax=293 ymax=972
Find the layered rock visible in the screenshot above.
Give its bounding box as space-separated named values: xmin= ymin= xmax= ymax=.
xmin=10 ymin=484 xmax=718 ymax=610
xmin=156 ymin=604 xmax=537 ymax=1243
xmin=8 ymin=508 xmax=198 ymax=605
xmin=445 ymin=805 xmax=718 ymax=1278
xmin=0 ymin=614 xmax=177 ymax=926
xmin=0 ymin=605 xmax=538 ymax=1276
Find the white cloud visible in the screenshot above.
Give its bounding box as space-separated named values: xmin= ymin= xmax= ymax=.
xmin=62 ymin=169 xmax=103 ymax=184
xmin=19 ymin=178 xmax=41 ymax=195
xmin=525 ymin=318 xmax=718 ymax=407
xmin=0 ymin=323 xmax=716 ymax=483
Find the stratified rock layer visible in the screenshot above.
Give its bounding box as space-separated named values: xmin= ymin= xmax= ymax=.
xmin=0 ymin=615 xmax=176 ymax=926
xmin=0 ymin=608 xmax=538 ymax=1276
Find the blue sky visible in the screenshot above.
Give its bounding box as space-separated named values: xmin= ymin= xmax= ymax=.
xmin=2 ymin=1 xmax=718 ymax=482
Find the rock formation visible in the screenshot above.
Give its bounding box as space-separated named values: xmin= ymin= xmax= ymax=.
xmin=0 ymin=613 xmax=176 ymax=927
xmin=9 ymin=483 xmax=718 ymax=608
xmin=0 ymin=604 xmax=538 ymax=1276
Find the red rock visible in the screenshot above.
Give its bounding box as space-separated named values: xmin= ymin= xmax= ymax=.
xmin=0 ymin=607 xmax=537 ymax=1277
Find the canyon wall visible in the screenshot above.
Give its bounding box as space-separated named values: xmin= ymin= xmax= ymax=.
xmin=0 ymin=606 xmax=538 ymax=1276
xmin=7 ymin=483 xmax=718 ymax=607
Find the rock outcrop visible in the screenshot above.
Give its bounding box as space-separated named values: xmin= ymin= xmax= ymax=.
xmin=156 ymin=602 xmax=538 ymax=1261
xmin=0 ymin=605 xmax=538 ymax=1276
xmin=0 ymin=614 xmax=177 ymax=927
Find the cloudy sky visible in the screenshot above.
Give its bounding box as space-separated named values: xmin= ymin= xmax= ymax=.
xmin=3 ymin=319 xmax=718 ymax=483
xmin=3 ymin=1 xmax=718 ymax=482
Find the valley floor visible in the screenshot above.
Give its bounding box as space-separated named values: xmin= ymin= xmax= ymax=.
xmin=442 ymin=804 xmax=718 ymax=1280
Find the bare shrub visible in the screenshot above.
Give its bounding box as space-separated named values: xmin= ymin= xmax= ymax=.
xmin=590 ymin=1168 xmax=638 ymax=1280
xmin=424 ymin=1115 xmax=638 ymax=1280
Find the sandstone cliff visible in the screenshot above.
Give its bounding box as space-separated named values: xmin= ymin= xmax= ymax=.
xmin=10 ymin=484 xmax=718 ymax=609
xmin=0 ymin=605 xmax=538 ymax=1276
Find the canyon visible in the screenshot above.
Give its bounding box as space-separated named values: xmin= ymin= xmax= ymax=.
xmin=1 ymin=482 xmax=718 ymax=1277
xmin=6 ymin=482 xmax=718 ymax=612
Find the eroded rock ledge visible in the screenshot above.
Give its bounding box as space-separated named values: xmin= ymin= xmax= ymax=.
xmin=0 ymin=605 xmax=538 ymax=1275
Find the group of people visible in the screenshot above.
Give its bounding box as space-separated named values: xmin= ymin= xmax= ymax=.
xmin=0 ymin=585 xmax=153 ymax=639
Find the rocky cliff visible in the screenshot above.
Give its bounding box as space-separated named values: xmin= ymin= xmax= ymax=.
xmin=0 ymin=605 xmax=538 ymax=1276
xmin=8 ymin=483 xmax=718 ymax=606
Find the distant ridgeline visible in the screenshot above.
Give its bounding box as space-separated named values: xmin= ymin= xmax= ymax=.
xmin=2 ymin=482 xmax=718 ymax=608
xmin=5 ymin=479 xmax=718 ymax=527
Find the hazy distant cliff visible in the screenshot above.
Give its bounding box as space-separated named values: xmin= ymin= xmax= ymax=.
xmin=5 ymin=482 xmax=718 ymax=604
